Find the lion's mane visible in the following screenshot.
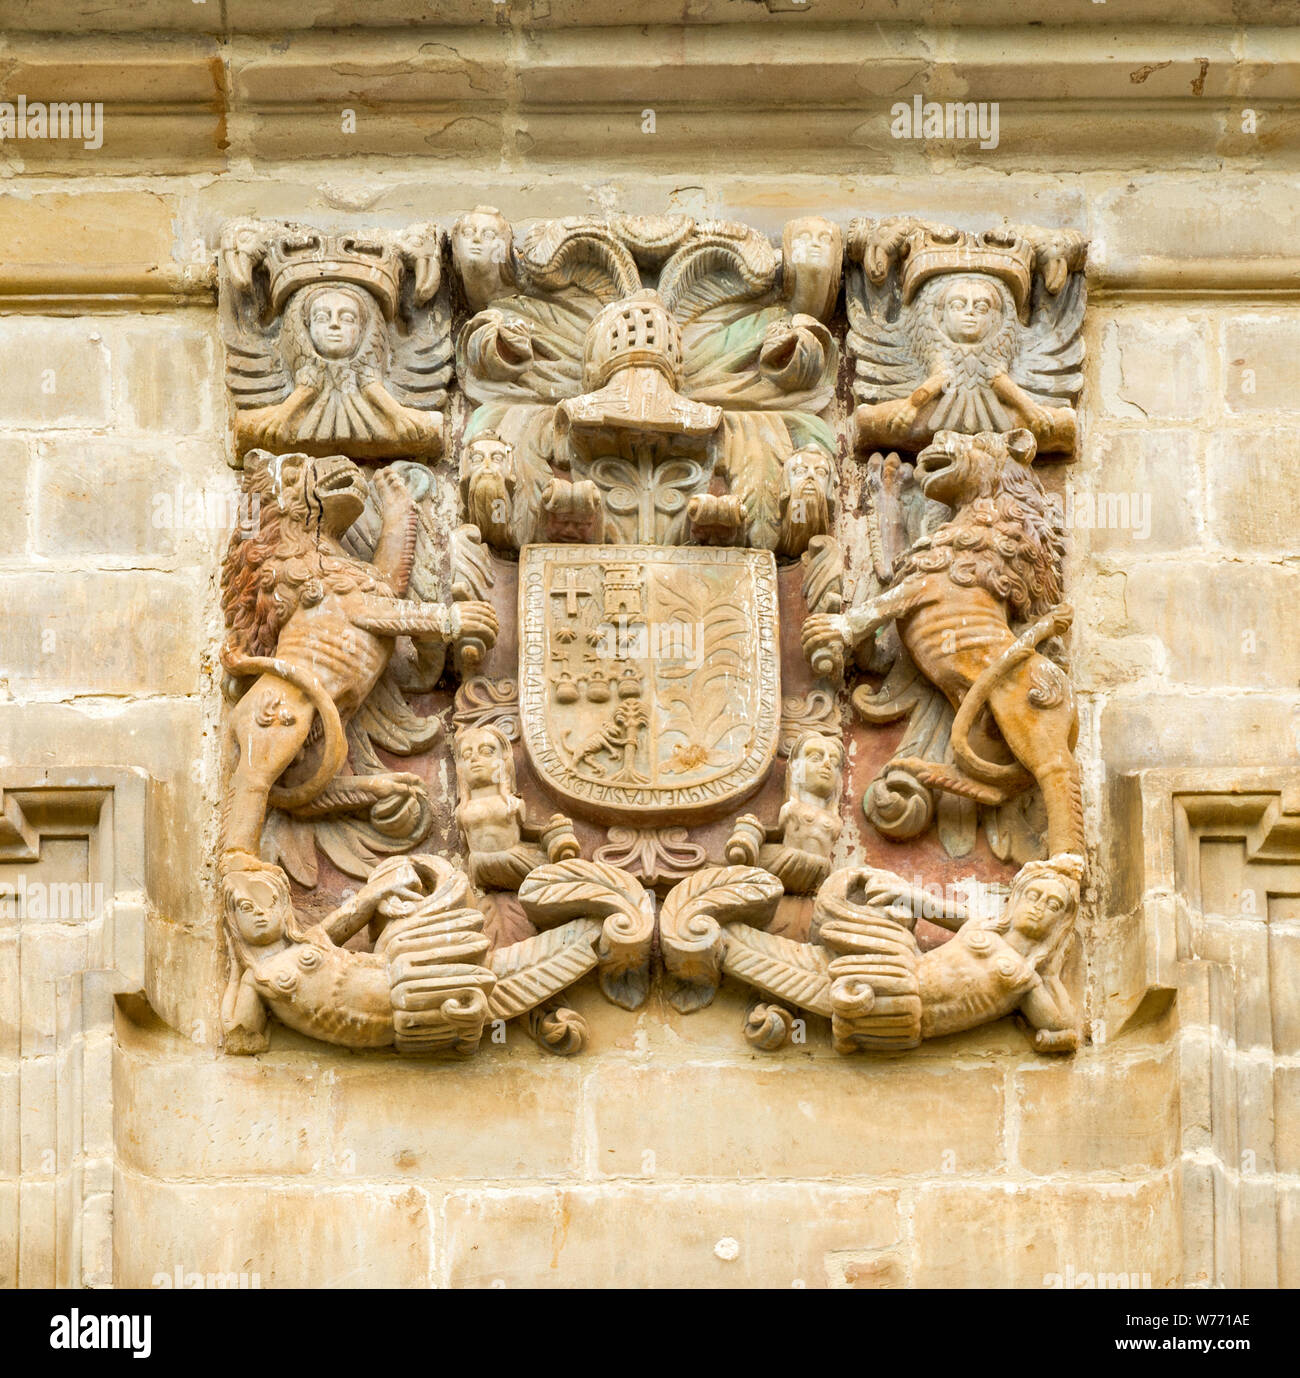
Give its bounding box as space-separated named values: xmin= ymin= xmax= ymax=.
xmin=893 ymin=436 xmax=1064 ymax=623
xmin=220 ymin=455 xmax=388 ymax=660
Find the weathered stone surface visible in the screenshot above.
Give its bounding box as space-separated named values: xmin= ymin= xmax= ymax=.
xmin=1205 ymin=428 xmax=1300 ymax=554
xmin=1072 ymin=635 xmax=1164 ymax=692
xmin=1072 ymin=430 xmax=1202 ymax=555
xmin=1015 ymin=1050 xmax=1179 ymax=1175
xmin=143 ymin=923 xmax=225 ymax=1052
xmin=114 ymin=1036 xmax=329 ymax=1178
xmin=114 ymin=1173 xmax=432 ymax=1288
xmin=327 ymin=1059 xmax=583 ymax=1180
xmin=33 ymin=439 xmax=229 ymax=561
xmin=0 ymin=698 xmax=206 ymax=789
xmin=1092 ymin=176 xmax=1300 ymax=282
xmin=1223 ymin=317 xmax=1300 ymax=415
xmin=109 ymin=322 xmax=220 ymax=438
xmin=1275 ymin=1065 xmax=1300 ymax=1176
xmin=1120 ymin=564 xmax=1300 ymax=691
xmin=0 ymin=935 xmax=17 ymax=1064
xmin=1098 ymin=315 xmax=1211 ymax=422
xmin=0 ymin=571 xmax=206 ymax=697
xmin=0 ymin=191 xmax=178 ymax=281
xmin=0 ymin=440 xmax=32 ymax=556
xmin=1281 ymin=1186 xmax=1300 ymax=1290
xmin=837 ymin=1251 xmax=907 ymax=1288
xmin=911 ymin=1176 xmax=1180 ymax=1288
xmin=0 ymin=769 xmax=150 ymax=1288
xmin=442 ymin=1183 xmax=901 ymax=1289
xmin=587 ymin=1059 xmax=1005 ymax=1178
xmin=0 ymin=1062 xmax=17 ymax=1178
xmin=0 ymin=320 xmax=111 ymax=428
xmin=231 ymin=31 xmax=509 ymax=110
xmin=0 ymin=1182 xmax=16 ymax=1289
xmin=1271 ymin=931 xmax=1300 ymax=1057
xmin=1100 ymin=694 xmax=1300 ymax=774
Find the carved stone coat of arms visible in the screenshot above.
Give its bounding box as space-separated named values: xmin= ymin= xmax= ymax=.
xmin=211 ymin=208 xmax=1092 ymax=1062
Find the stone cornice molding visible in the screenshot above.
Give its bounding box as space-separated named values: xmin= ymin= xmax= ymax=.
xmin=3 ymin=3 xmax=1297 ymax=34
xmin=1 ymin=244 xmax=1297 ymax=312
xmin=0 ymin=26 xmax=1295 ymax=174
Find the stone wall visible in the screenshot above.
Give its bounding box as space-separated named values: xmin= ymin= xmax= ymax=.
xmin=1 ymin=1 xmax=1297 ymax=1288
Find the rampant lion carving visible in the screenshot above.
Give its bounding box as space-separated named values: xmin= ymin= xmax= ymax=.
xmin=804 ymin=428 xmax=1083 ymax=858
xmin=219 ymin=449 xmax=499 ymax=863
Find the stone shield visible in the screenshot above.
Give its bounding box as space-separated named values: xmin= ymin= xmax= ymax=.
xmin=519 ymin=544 xmax=780 ymax=823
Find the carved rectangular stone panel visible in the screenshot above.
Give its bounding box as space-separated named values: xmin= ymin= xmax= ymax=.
xmin=210 ymin=207 xmax=1088 ymax=1060
xmin=0 ymin=768 xmax=149 ymax=1288
xmin=1124 ymin=768 xmax=1300 ymax=1288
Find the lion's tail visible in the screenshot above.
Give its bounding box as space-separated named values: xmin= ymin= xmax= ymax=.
xmin=949 ymin=605 xmax=1073 ymax=787
xmin=220 ymin=639 xmax=349 ymax=811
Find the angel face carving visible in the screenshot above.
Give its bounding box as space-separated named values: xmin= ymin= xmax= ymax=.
xmin=279 ymin=279 xmax=389 ymax=392
xmin=937 ymin=275 xmax=1004 ymax=345
xmin=452 ymin=205 xmax=515 ymax=311
xmin=846 ymin=219 xmax=1086 ymax=456
xmin=306 ymin=286 xmax=365 ymax=360
xmin=219 ymin=219 xmax=450 ymax=459
xmin=782 ymin=215 xmax=842 ymax=322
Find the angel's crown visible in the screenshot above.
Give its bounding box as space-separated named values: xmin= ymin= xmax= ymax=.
xmin=263 ymin=228 xmax=406 ymax=318
xmin=898 ymin=225 xmax=1035 ymax=317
